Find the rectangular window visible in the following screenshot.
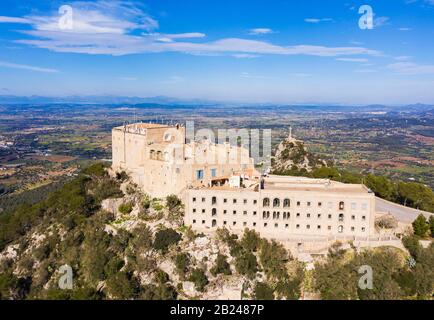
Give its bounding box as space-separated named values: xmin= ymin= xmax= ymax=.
xmin=223 ymin=210 xmax=227 ymax=214
xmin=224 ymin=198 xmax=227 ymax=203
xmin=193 ymin=220 xmax=196 ymax=224
xmin=318 ymin=202 xmax=322 ymax=207
xmin=362 ymin=215 xmax=366 ymax=221
xmin=253 ymin=222 xmax=257 ymax=227
xmin=351 ymin=226 xmax=355 ymax=231
xmin=274 ymin=223 xmax=278 ymax=228
xmin=192 ymin=197 xmax=196 ymax=202
xmin=211 ymin=168 xmax=217 ymax=178
xmin=244 ymin=199 xmax=247 ymax=204
xmin=202 ymin=209 xmax=205 ymax=213
xmin=328 ymin=214 xmax=332 ymax=219
xmin=243 ymin=211 xmax=247 ymax=215
xmin=202 ymin=197 xmax=206 ymax=202
xmin=362 ymin=227 xmax=366 ymax=232
xmin=223 ymin=221 xmax=227 ymax=225
xmin=296 ymin=213 xmax=300 ymax=218
xmin=253 ymin=200 xmax=257 ymax=204
xmin=285 ymin=224 xmax=289 ymax=228
xmin=253 ymin=211 xmax=257 ymax=216
xmin=297 ymin=201 xmax=301 ymax=206
xmin=351 ymin=203 xmax=356 ymax=210
xmin=307 ymin=202 xmax=311 ymax=207
xmin=243 ymin=222 xmax=247 ymax=226
xmin=318 ymin=214 xmax=321 ymax=218
xmin=264 ymin=223 xmax=268 ymax=227
xmin=196 ymin=170 xmax=204 ymax=180
xmin=233 ymin=210 xmax=237 ymax=215
xmin=233 ymin=199 xmax=237 ymax=204
xmin=351 ymin=215 xmax=355 ymax=220
xmin=307 ymin=225 xmax=311 ymax=229
xmin=296 ymin=224 xmax=300 ymax=229
xmin=193 ymin=209 xmax=196 ymax=213
xmin=202 ymin=220 xmax=205 ymax=224
xmin=317 ymin=225 xmax=321 ymax=229
xmin=328 ymin=226 xmax=331 ymax=230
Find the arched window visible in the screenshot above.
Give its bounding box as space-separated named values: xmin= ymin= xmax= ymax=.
xmin=212 ymin=208 xmax=217 ymax=216
xmin=273 ymin=198 xmax=280 ymax=208
xmin=283 ymin=198 xmax=290 ymax=208
xmin=338 ymin=225 xmax=344 ymax=233
xmin=263 ymin=198 xmax=270 ymax=207
xmin=150 ymin=150 xmax=155 ymax=159
xmin=212 ymin=197 xmax=217 ymax=205
xmin=212 ymin=219 xmax=217 ymax=227
xmin=339 ymin=214 xmax=344 ymax=222
xmin=339 ymin=201 xmax=345 ymax=210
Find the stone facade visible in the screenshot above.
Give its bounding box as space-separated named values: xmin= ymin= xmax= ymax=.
xmin=112 ymin=123 xmax=377 ymax=239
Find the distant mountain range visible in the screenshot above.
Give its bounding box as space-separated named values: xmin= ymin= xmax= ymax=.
xmin=0 ymin=95 xmax=433 ymax=113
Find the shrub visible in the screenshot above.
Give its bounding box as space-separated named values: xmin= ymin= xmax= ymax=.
xmin=81 ymin=163 xmax=107 ymax=177
xmin=235 ymin=252 xmax=258 ymax=278
xmin=174 ymin=253 xmax=190 ymax=278
xmin=189 ymin=268 xmax=209 ymax=292
xmin=153 ymin=229 xmax=181 ymax=253
xmin=166 ymin=195 xmax=182 ymax=211
xmin=254 ymin=282 xmax=274 ymax=300
xmin=105 ymin=272 xmax=140 ymax=299
xmin=118 ymin=202 xmax=134 ymax=215
xmin=210 ymin=254 xmax=232 ymax=276
xmin=155 ymin=269 xmax=170 ymax=284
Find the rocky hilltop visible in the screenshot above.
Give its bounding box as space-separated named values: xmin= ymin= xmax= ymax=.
xmin=272 ymin=129 xmax=327 ymax=173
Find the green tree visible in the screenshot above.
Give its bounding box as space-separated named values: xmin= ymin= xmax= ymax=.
xmin=412 ymin=214 xmax=429 ymax=237
xmin=210 ymin=254 xmax=232 ymax=276
xmin=189 ymin=268 xmax=209 ymax=292
xmin=153 ymin=228 xmax=181 ymax=253
xmin=174 ymin=253 xmax=190 ymax=279
xmin=235 ymin=252 xmax=258 ymax=279
xmin=254 ymin=282 xmax=274 ymax=300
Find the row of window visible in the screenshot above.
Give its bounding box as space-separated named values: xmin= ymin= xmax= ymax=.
xmin=192 ymin=197 xmax=368 ymax=211
xmin=191 ymin=219 xmax=366 ymax=233
xmin=191 ymin=208 xmax=367 ymax=222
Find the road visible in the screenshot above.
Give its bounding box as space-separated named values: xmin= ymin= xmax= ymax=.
xmin=375 ymin=197 xmax=433 ymax=223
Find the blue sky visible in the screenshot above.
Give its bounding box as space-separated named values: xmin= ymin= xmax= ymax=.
xmin=0 ymin=0 xmax=434 ymax=104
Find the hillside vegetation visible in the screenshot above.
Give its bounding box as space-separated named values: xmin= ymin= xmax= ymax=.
xmin=0 ymin=164 xmax=432 ymax=300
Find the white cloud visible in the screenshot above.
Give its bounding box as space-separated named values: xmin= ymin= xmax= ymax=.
xmin=232 ymin=53 xmax=260 ymax=59
xmin=398 ymin=27 xmax=412 ymax=31
xmin=248 ymin=28 xmax=273 ymax=35
xmin=0 ymin=16 xmax=31 ymax=24
xmin=0 ymin=60 xmax=59 ymax=73
xmin=374 ymin=16 xmax=390 ymax=28
xmin=304 ymin=18 xmax=333 ymax=23
xmin=336 ymin=58 xmax=369 ymax=62
xmin=2 ymin=1 xmax=382 ymax=59
xmin=387 ymin=62 xmax=434 ymax=75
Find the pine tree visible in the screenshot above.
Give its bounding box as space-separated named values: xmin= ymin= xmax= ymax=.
xmin=412 ymin=214 xmax=429 ymax=237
